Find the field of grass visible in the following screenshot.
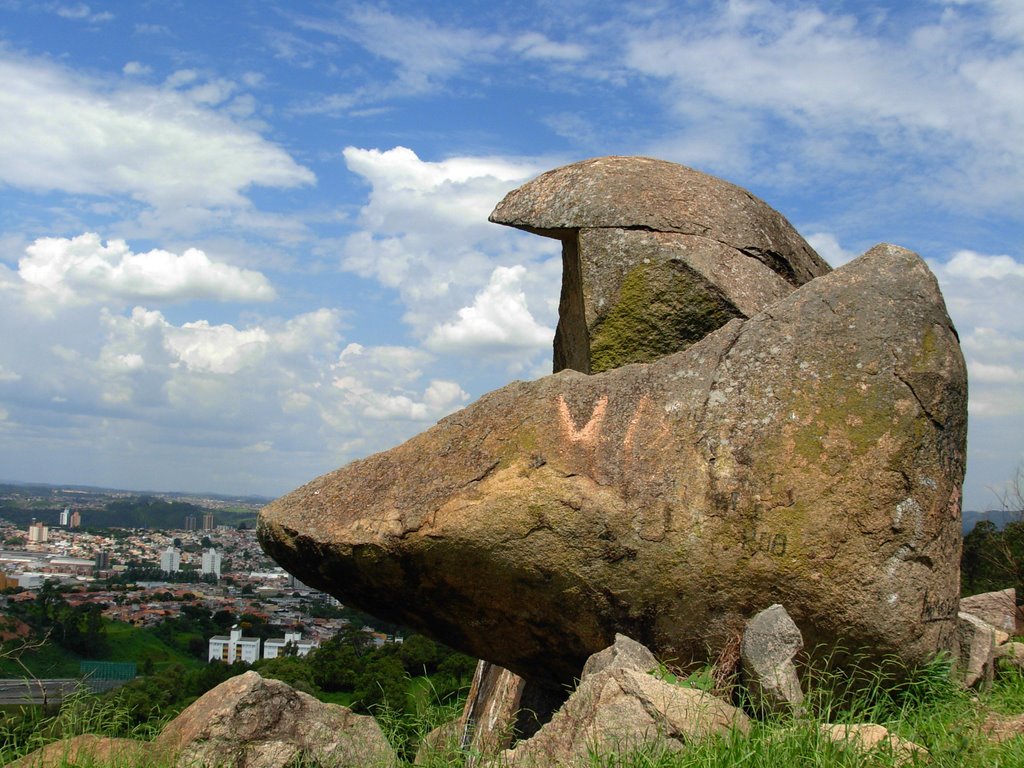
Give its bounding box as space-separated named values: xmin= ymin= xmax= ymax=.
xmin=0 ymin=638 xmax=82 ymax=678
xmin=2 ymin=654 xmax=1024 ymax=766
xmin=0 ymin=620 xmax=199 ymax=681
xmin=101 ymin=622 xmax=200 ymax=671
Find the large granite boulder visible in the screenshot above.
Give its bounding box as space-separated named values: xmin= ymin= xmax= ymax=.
xmin=489 ymin=156 xmax=830 ymax=373
xmin=259 ymin=243 xmax=966 ymax=690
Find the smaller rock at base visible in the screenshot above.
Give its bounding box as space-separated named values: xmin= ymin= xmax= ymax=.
xmin=581 ymin=633 xmax=658 ymax=679
xmin=500 ymin=637 xmax=749 ymax=767
xmin=414 ymin=719 xmax=462 ymax=766
xmin=982 ymin=711 xmax=1024 ymax=744
xmin=820 ymin=724 xmax=929 ymax=767
xmin=996 ymin=641 xmax=1024 ymax=665
xmin=740 ymin=604 xmax=805 ymax=717
xmin=956 ymin=612 xmax=996 ymax=690
xmin=154 ymin=671 xmax=396 ymax=768
xmin=6 ymin=735 xmax=147 ymax=768
xmin=960 ymin=588 xmax=1020 ymax=635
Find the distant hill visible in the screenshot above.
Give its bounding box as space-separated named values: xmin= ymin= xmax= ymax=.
xmin=962 ymin=509 xmax=1020 ymax=534
xmin=0 ymin=489 xmax=263 ymax=530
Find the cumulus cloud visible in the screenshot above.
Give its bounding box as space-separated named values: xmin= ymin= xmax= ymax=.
xmin=0 ymin=52 xmax=314 ymax=220
xmin=17 ymin=233 xmax=275 ymax=307
xmin=329 ymin=342 xmax=469 ymax=422
xmin=427 ymin=265 xmax=554 ymax=355
xmin=341 ymin=146 xmax=561 ymax=348
xmin=805 ymin=232 xmax=855 ymax=267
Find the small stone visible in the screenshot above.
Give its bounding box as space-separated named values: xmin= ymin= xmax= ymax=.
xmin=581 ymin=633 xmax=658 ymax=679
xmin=820 ymin=723 xmax=929 ymax=767
xmin=740 ymin=604 xmax=805 ymax=716
xmin=956 ymin=612 xmax=996 ymax=690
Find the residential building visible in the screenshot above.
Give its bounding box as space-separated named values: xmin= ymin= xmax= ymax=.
xmin=95 ymin=550 xmax=111 ymax=570
xmin=184 ymin=514 xmax=197 ymax=531
xmin=159 ymin=547 xmax=181 ymax=574
xmin=70 ymin=510 xmax=81 ymax=528
xmin=201 ymin=548 xmax=222 ymax=578
xmin=59 ymin=507 xmax=70 ymax=527
xmin=263 ymin=631 xmax=318 ymax=659
xmin=202 ymin=512 xmax=215 ymax=531
xmin=27 ymin=521 xmax=48 ymax=543
xmin=208 ymin=625 xmax=260 ymax=664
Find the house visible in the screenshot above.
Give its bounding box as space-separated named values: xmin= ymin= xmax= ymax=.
xmin=207 ymin=625 xmax=260 ymax=664
xmin=263 ymin=631 xmax=318 ymax=659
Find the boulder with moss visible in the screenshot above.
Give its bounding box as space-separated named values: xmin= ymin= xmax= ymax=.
xmin=259 ymin=243 xmax=967 ymax=691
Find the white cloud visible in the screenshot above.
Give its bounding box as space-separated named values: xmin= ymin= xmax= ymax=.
xmin=122 ymin=61 xmax=152 ymax=76
xmin=164 ymin=321 xmax=271 ymax=375
xmin=805 ymin=232 xmax=854 ymax=267
xmin=329 ymin=342 xmax=468 ymax=422
xmin=0 ymin=52 xmax=314 ymax=219
xmin=294 ymin=7 xmax=503 ymax=96
xmin=511 ymin=33 xmax=588 ymax=61
xmin=621 ymin=0 xmax=1024 ymax=211
xmin=17 ymin=233 xmax=275 ymax=307
xmin=51 ymin=3 xmax=113 ymax=23
xmin=945 ymin=249 xmax=1024 ymax=280
xmin=341 ymin=146 xmax=561 ymax=345
xmin=427 ymin=265 xmax=554 ymax=355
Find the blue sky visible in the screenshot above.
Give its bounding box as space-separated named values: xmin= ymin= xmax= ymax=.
xmin=0 ymin=0 xmax=1020 ymax=512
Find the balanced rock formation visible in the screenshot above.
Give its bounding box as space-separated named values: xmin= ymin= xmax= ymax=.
xmin=489 ymin=156 xmax=830 ymax=373
xmin=259 ymin=242 xmax=966 ymax=690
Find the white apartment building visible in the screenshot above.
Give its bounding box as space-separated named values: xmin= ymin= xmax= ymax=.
xmin=208 ymin=626 xmax=261 ymax=664
xmin=201 ymin=548 xmax=222 ymax=578
xmin=159 ymin=547 xmax=181 ymax=573
xmin=263 ymin=631 xmax=319 ymax=659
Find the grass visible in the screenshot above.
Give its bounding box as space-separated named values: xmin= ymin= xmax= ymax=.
xmin=0 ymin=621 xmax=200 ymax=680
xmin=2 ymin=655 xmax=1024 ymax=767
xmin=0 ymin=638 xmax=83 ymax=678
xmin=101 ymin=621 xmax=200 ymax=671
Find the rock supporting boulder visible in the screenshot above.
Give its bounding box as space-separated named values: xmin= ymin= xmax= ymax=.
xmin=500 ymin=637 xmax=750 ymax=767
xmin=740 ymin=604 xmax=805 ymax=716
xmin=489 ymin=156 xmax=830 ymax=373
xmin=259 ymin=243 xmax=967 ymax=689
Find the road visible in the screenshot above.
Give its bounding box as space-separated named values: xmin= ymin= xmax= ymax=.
xmin=0 ymin=678 xmax=126 ymax=705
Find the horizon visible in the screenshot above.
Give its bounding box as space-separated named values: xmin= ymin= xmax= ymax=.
xmin=0 ymin=1 xmax=1021 ymax=510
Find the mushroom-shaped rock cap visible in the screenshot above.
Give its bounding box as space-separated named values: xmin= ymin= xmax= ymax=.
xmin=489 ymin=156 xmax=829 ymax=286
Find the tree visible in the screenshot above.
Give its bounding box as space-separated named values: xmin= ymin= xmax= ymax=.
xmin=353 ymin=655 xmax=407 ymax=713
xmin=962 ymin=463 xmax=1024 ymax=597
